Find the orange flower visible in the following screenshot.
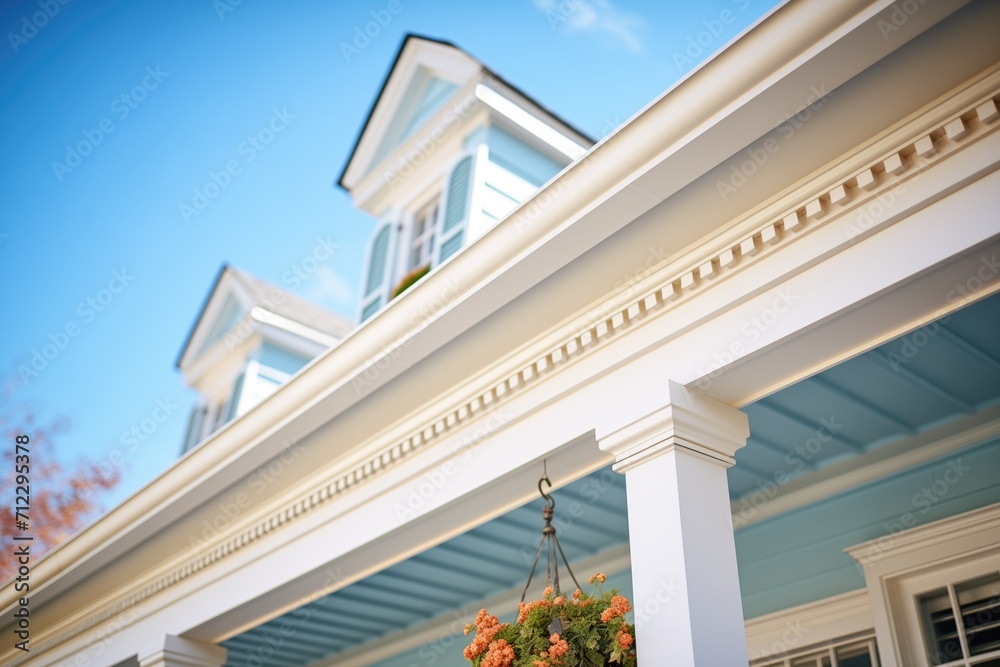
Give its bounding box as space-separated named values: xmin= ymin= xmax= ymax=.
xmin=572 ymin=588 xmax=582 ymax=600
xmin=600 ymin=594 xmax=632 ymax=623
xmin=548 ymin=636 xmax=569 ymax=658
xmin=463 ymin=609 xmax=508 ymax=660
xmin=543 ymin=586 xmax=554 ymax=597
xmin=617 ymin=623 xmax=634 ymax=649
xmin=482 ymin=639 xmax=515 ymax=667
xmin=553 ymin=595 xmax=565 ymax=605
xmin=517 ymin=598 xmax=552 ymax=624
xmin=589 ymin=573 xmax=607 ymax=584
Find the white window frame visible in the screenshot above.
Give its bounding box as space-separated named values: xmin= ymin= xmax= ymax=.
xmin=847 ymin=503 xmax=1000 ymax=667
xmin=898 ymin=557 xmax=1000 ymax=666
xmin=407 ymin=195 xmax=439 ymax=270
xmin=752 ymin=632 xmax=880 ymax=666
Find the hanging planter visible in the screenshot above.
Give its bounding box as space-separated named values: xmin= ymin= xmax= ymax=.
xmin=462 ymin=468 xmax=638 ymax=667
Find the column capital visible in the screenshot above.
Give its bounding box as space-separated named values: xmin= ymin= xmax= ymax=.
xmin=138 ymin=635 xmax=227 ymax=667
xmin=599 ymin=380 xmax=749 ymax=472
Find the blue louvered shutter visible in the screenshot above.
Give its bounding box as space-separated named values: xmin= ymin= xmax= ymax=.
xmin=181 ymin=404 xmax=207 ymax=454
xmin=436 ymin=154 xmax=475 ymax=264
xmin=359 ymin=217 xmax=398 ymax=321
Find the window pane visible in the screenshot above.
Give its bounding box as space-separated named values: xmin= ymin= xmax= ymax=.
xmin=791 ymin=653 xmax=831 ymax=667
xmin=837 ymin=642 xmax=875 ymax=667
xmin=922 ymin=588 xmax=965 ymax=664
xmin=959 ymin=573 xmax=1000 ymax=656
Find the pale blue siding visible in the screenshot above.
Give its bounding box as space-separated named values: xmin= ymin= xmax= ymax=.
xmin=254 ymin=342 xmax=309 ymax=376
xmin=736 ymin=436 xmax=1000 ymax=618
xmin=484 ymin=126 xmax=563 ymax=187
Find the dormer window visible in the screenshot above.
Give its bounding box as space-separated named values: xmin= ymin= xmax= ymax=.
xmin=410 ymin=197 xmax=439 ymax=269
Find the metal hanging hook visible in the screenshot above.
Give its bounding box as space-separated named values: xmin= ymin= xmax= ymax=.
xmin=538 ymin=475 xmax=554 ymax=508
xmin=538 ymin=459 xmax=555 ymax=508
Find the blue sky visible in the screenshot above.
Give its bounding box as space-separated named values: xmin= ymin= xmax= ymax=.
xmin=0 ymin=0 xmax=778 ymax=514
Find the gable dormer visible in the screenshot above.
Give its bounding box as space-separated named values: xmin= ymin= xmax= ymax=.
xmin=175 ymin=266 xmax=352 ymax=454
xmin=339 ymin=34 xmax=593 ymax=322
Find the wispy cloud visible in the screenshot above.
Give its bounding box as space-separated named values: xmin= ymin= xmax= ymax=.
xmin=534 ymin=0 xmax=646 ymax=53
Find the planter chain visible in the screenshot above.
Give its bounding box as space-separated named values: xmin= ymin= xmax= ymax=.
xmin=519 ymin=461 xmax=581 ymax=603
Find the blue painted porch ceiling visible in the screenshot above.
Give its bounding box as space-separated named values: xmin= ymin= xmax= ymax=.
xmin=729 ymin=293 xmax=1000 ymax=500
xmin=222 ymin=473 xmax=629 ymax=667
xmin=221 ymin=294 xmax=1000 ymax=666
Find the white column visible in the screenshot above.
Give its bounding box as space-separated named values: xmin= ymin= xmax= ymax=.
xmin=138 ymin=635 xmax=227 ymax=667
xmin=599 ymin=380 xmax=750 ymax=666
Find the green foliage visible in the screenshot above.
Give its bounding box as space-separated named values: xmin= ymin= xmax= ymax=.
xmin=390 ymin=264 xmax=431 ymax=299
xmin=463 ymin=575 xmax=637 ymax=667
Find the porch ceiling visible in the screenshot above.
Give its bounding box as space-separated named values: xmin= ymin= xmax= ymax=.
xmin=730 ymin=292 xmax=1000 ymax=499
xmin=221 ymin=294 xmax=1000 ymax=666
